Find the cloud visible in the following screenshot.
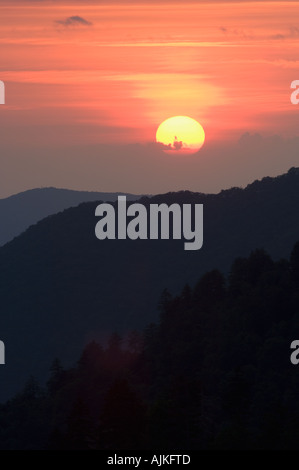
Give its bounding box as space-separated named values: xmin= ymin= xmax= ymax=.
xmin=269 ymin=27 xmax=298 ymax=40
xmin=220 ymin=25 xmax=299 ymax=41
xmin=172 ymin=139 xmax=183 ymax=150
xmin=156 ymin=138 xmax=185 ymax=151
xmin=270 ymin=33 xmax=286 ymax=40
xmin=55 ymin=16 xmax=92 ymax=27
xmin=264 ymin=26 xmax=299 ymax=40
xmin=219 ymin=26 xmax=253 ymax=39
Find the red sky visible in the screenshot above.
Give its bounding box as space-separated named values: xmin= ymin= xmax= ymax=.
xmin=0 ymin=1 xmax=299 ymax=196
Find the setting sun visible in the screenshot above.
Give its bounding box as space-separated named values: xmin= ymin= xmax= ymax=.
xmin=156 ymin=116 xmax=205 ymax=155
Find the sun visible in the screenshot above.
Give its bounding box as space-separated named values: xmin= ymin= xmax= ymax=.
xmin=156 ymin=116 xmax=205 ymax=155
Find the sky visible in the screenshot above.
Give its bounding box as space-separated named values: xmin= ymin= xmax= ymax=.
xmin=0 ymin=1 xmax=299 ymax=197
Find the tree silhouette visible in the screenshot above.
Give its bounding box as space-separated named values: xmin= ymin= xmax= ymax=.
xmin=98 ymin=379 xmax=147 ymax=449
xmin=65 ymin=398 xmax=95 ymax=450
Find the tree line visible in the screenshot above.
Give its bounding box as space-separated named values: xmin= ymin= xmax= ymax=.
xmin=2 ymin=242 xmax=299 ymax=449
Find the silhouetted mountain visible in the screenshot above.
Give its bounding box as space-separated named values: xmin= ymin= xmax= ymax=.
xmin=0 ymin=187 xmax=140 ymax=246
xmin=1 ymin=245 xmax=299 ymax=449
xmin=0 ymin=167 xmax=299 ymax=401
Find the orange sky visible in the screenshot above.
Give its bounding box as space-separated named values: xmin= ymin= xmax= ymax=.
xmin=0 ymin=1 xmax=299 ymax=196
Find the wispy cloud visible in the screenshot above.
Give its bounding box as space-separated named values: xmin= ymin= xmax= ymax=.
xmin=219 ymin=26 xmax=254 ymax=40
xmin=269 ymin=26 xmax=299 ymax=40
xmin=220 ymin=24 xmax=299 ymax=41
xmin=55 ymin=16 xmax=93 ymax=27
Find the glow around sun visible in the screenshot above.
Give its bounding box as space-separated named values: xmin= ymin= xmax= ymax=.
xmin=156 ymin=116 xmax=205 ymax=155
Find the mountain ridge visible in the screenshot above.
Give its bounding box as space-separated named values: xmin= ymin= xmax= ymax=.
xmin=0 ymin=187 xmax=140 ymax=247
xmin=0 ymin=167 xmax=299 ymax=401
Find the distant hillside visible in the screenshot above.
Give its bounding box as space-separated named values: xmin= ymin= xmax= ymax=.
xmin=0 ymin=168 xmax=299 ymax=401
xmin=0 ymin=187 xmax=140 ymax=246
